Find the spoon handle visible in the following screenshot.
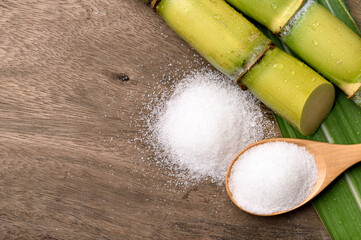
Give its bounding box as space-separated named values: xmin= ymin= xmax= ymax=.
xmin=327 ymin=143 xmax=361 ymax=169
xmin=322 ymin=143 xmax=361 ymax=187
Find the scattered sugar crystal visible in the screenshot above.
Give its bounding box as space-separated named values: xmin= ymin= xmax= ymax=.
xmin=228 ymin=141 xmax=318 ymax=214
xmin=147 ymin=70 xmax=275 ymax=184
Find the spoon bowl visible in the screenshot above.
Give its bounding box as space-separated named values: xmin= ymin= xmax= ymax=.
xmin=225 ymin=138 xmax=361 ymax=216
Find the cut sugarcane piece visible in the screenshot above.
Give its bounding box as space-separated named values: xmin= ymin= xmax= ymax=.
xmin=226 ymin=0 xmax=304 ymax=33
xmin=280 ymin=1 xmax=361 ymax=96
xmin=241 ymin=48 xmax=335 ymax=135
xmin=156 ymin=0 xmax=272 ymax=79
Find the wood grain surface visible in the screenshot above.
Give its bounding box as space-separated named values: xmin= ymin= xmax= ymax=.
xmin=0 ymin=0 xmax=360 ymax=239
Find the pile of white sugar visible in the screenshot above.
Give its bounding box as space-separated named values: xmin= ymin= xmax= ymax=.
xmin=228 ymin=141 xmax=318 ymax=215
xmin=148 ymin=70 xmax=274 ymax=184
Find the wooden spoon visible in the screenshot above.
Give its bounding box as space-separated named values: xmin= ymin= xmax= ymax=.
xmin=225 ymin=138 xmax=361 ymax=216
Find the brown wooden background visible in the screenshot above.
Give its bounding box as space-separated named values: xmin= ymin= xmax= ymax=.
xmin=0 ymin=0 xmax=360 ymax=239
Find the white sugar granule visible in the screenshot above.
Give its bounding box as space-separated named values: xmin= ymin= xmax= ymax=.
xmin=228 ymin=141 xmax=318 ymax=214
xmin=148 ymin=70 xmax=274 ymax=185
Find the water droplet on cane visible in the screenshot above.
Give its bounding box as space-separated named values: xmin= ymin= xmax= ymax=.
xmin=272 ymin=63 xmax=284 ymax=70
xmin=312 ymin=22 xmax=320 ymax=29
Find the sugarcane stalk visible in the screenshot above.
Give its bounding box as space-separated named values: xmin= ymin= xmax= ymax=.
xmin=226 ymin=0 xmax=304 ymax=33
xmin=147 ymin=0 xmax=335 ymax=135
xmin=226 ymin=0 xmax=361 ymax=103
xmin=241 ymin=48 xmax=335 ymax=135
xmin=157 ymin=0 xmax=271 ymax=79
xmin=281 ymin=1 xmax=361 ymax=90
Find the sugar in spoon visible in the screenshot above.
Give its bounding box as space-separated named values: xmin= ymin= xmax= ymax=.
xmin=225 ymin=138 xmax=361 ymax=216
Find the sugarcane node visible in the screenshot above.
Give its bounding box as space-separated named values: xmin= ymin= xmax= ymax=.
xmin=237 ymin=81 xmax=248 ymax=91
xmin=226 ymin=0 xmax=305 ymax=34
xmin=234 ymin=43 xmax=275 ymax=86
xmin=278 ymin=14 xmax=296 ymax=38
xmin=269 ymin=42 xmax=276 ymax=50
xmin=275 ymin=0 xmax=306 ymax=35
xmin=275 ymin=30 xmax=283 ymax=38
xmin=274 ymin=27 xmax=282 ymax=36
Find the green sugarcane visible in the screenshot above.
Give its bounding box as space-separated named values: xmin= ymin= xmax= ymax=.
xmin=145 ymin=0 xmax=335 ymax=135
xmin=242 ymin=47 xmax=334 ymax=135
xmin=226 ymin=0 xmax=361 ymax=106
xmin=157 ymin=0 xmax=272 ymax=79
xmin=226 ymin=0 xmax=304 ymax=33
xmin=281 ymin=1 xmax=361 ymax=99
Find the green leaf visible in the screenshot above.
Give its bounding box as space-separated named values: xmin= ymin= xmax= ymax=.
xmin=317 ymin=0 xmax=361 ymax=36
xmin=273 ymin=1 xmax=361 ymax=239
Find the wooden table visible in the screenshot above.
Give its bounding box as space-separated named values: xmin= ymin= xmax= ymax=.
xmin=1 ymin=1 xmax=360 ymax=239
